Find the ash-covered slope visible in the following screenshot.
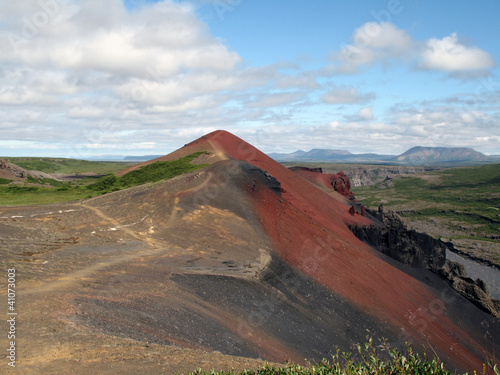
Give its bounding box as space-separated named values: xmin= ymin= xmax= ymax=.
xmin=4 ymin=131 xmax=498 ymax=374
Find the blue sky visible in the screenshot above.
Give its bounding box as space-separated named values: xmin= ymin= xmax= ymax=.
xmin=1 ymin=0 xmax=499 ymax=158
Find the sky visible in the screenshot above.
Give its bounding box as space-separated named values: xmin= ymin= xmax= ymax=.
xmin=1 ymin=0 xmax=499 ymax=158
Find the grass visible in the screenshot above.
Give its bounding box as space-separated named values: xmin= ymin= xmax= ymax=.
xmin=87 ymin=151 xmax=209 ymax=193
xmin=0 ymin=184 xmax=98 ymax=205
xmin=353 ymin=164 xmax=500 ymax=236
xmin=0 ymin=152 xmax=209 ymax=205
xmin=0 ymin=178 xmax=11 ymax=185
xmin=26 ymin=176 xmax=69 ymax=187
xmin=183 ymin=338 xmax=499 ymax=375
xmin=5 ymin=157 xmax=136 ymax=175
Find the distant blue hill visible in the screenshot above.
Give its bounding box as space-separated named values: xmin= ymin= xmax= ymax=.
xmin=269 ymin=146 xmax=500 ymax=165
xmin=123 ymin=155 xmax=164 ymax=161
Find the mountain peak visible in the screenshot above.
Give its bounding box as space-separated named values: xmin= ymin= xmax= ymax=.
xmin=395 ymin=146 xmax=488 ymax=164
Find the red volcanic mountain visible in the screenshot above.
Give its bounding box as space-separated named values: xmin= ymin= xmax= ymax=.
xmin=6 ymin=130 xmax=498 ymax=373
xmin=114 ymin=130 xmax=497 ymax=371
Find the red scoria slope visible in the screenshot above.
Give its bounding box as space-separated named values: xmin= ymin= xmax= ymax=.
xmin=116 ymin=130 xmax=496 ymax=372
xmin=186 ymin=131 xmax=496 ymax=370
xmin=290 ymin=167 xmax=355 ymax=198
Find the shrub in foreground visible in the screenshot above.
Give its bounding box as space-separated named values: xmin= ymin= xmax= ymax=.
xmin=184 ymin=338 xmax=499 ymax=375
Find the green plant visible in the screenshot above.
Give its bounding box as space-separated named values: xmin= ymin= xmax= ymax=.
xmin=181 ymin=337 xmax=491 ymax=375
xmin=87 ymin=152 xmax=209 ymax=193
xmin=87 ymin=174 xmax=118 ymax=191
xmin=10 ymin=157 xmax=136 ymax=174
xmin=0 ymin=152 xmax=210 ymax=205
xmin=7 ymin=186 xmax=39 ymax=193
xmin=26 ymin=176 xmax=39 ymax=183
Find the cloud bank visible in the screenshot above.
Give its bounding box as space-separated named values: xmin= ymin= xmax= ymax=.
xmin=0 ymin=2 xmax=498 ymax=157
xmin=332 ymin=22 xmax=495 ymax=78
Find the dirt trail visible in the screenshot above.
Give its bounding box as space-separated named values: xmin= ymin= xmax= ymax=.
xmin=82 ymin=203 xmax=159 ymax=245
xmin=17 ymin=246 xmax=166 ymax=295
xmin=17 ymin=203 xmax=168 ymax=296
xmin=16 ymin=170 xmax=243 ymax=297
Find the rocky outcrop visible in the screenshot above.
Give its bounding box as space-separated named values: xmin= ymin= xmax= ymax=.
xmin=336 ymin=166 xmax=440 ymax=187
xmin=348 ymin=209 xmax=447 ymax=270
xmin=0 ymin=159 xmax=59 ymax=181
xmin=0 ymin=159 xmax=29 ymax=179
xmin=331 ymin=171 xmax=354 ymax=198
xmin=244 ymin=163 xmax=282 ymax=197
xmin=439 ymin=261 xmax=500 ymax=317
xmin=290 ymin=167 xmax=355 ymax=198
xmin=289 ymin=166 xmax=323 ymax=173
xmin=349 ymin=207 xmax=499 ymax=318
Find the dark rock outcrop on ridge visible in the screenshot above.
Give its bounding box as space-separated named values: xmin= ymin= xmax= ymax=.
xmin=242 ymin=163 xmax=282 ymax=197
xmin=439 ymin=260 xmax=500 ymax=318
xmin=288 ymin=166 xmax=323 ymax=173
xmin=348 ymin=207 xmax=500 ymax=318
xmin=348 ymin=209 xmax=447 ymax=270
xmin=289 ymin=166 xmax=354 ymax=198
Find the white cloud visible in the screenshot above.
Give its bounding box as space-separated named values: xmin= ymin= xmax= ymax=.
xmin=246 ymin=92 xmax=305 ymax=109
xmin=330 ymin=22 xmax=495 ymax=78
xmin=341 ymin=106 xmax=375 ymax=122
xmin=0 ymin=0 xmax=301 ymax=156
xmin=333 ymin=22 xmax=414 ymax=73
xmin=1 ymin=0 xmax=241 ymax=76
xmin=358 ymin=107 xmax=374 ymax=121
xmin=418 ymin=32 xmax=495 ymax=73
xmin=322 ymin=87 xmax=375 ymax=104
xmin=352 ymin=22 xmax=412 ymax=51
xmin=387 ymin=105 xmax=500 ymax=152
xmin=275 ymin=73 xmax=319 ymax=89
xmin=0 ymin=3 xmax=498 ymax=157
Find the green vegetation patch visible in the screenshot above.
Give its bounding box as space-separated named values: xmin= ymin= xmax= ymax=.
xmin=352 ymin=163 xmax=500 ymax=259
xmin=0 ymin=153 xmax=209 ymax=205
xmin=87 ymin=152 xmax=209 ymax=193
xmin=183 ymin=338 xmax=498 ymax=375
xmin=8 ymin=157 xmax=136 ymax=175
xmin=0 ymin=185 xmax=95 ymax=205
xmin=0 ymin=178 xmax=11 ymax=185
xmin=87 ymin=175 xmax=118 ymax=192
xmin=26 ymin=176 xmax=69 ymax=187
xmin=354 ymin=165 xmax=500 ymax=220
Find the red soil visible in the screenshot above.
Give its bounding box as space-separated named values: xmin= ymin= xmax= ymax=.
xmin=249 ymin=184 xmax=486 ymax=372
xmin=116 ymin=130 xmax=489 ymax=371
xmin=183 ymin=130 xmax=488 ymax=372
xmin=201 ymin=130 xmax=371 ymax=228
xmin=292 ymin=168 xmax=355 ymax=198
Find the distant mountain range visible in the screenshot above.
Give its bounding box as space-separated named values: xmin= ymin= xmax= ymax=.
xmin=393 ymin=146 xmax=492 ymax=164
xmin=268 ymin=149 xmax=393 ymax=163
xmin=98 ymin=146 xmax=499 ymax=166
xmin=268 ymin=146 xmax=500 ymax=165
xmin=123 ymin=155 xmax=163 ymax=161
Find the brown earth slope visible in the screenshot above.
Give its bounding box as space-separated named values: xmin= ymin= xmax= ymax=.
xmin=0 ymin=130 xmax=498 ymax=374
